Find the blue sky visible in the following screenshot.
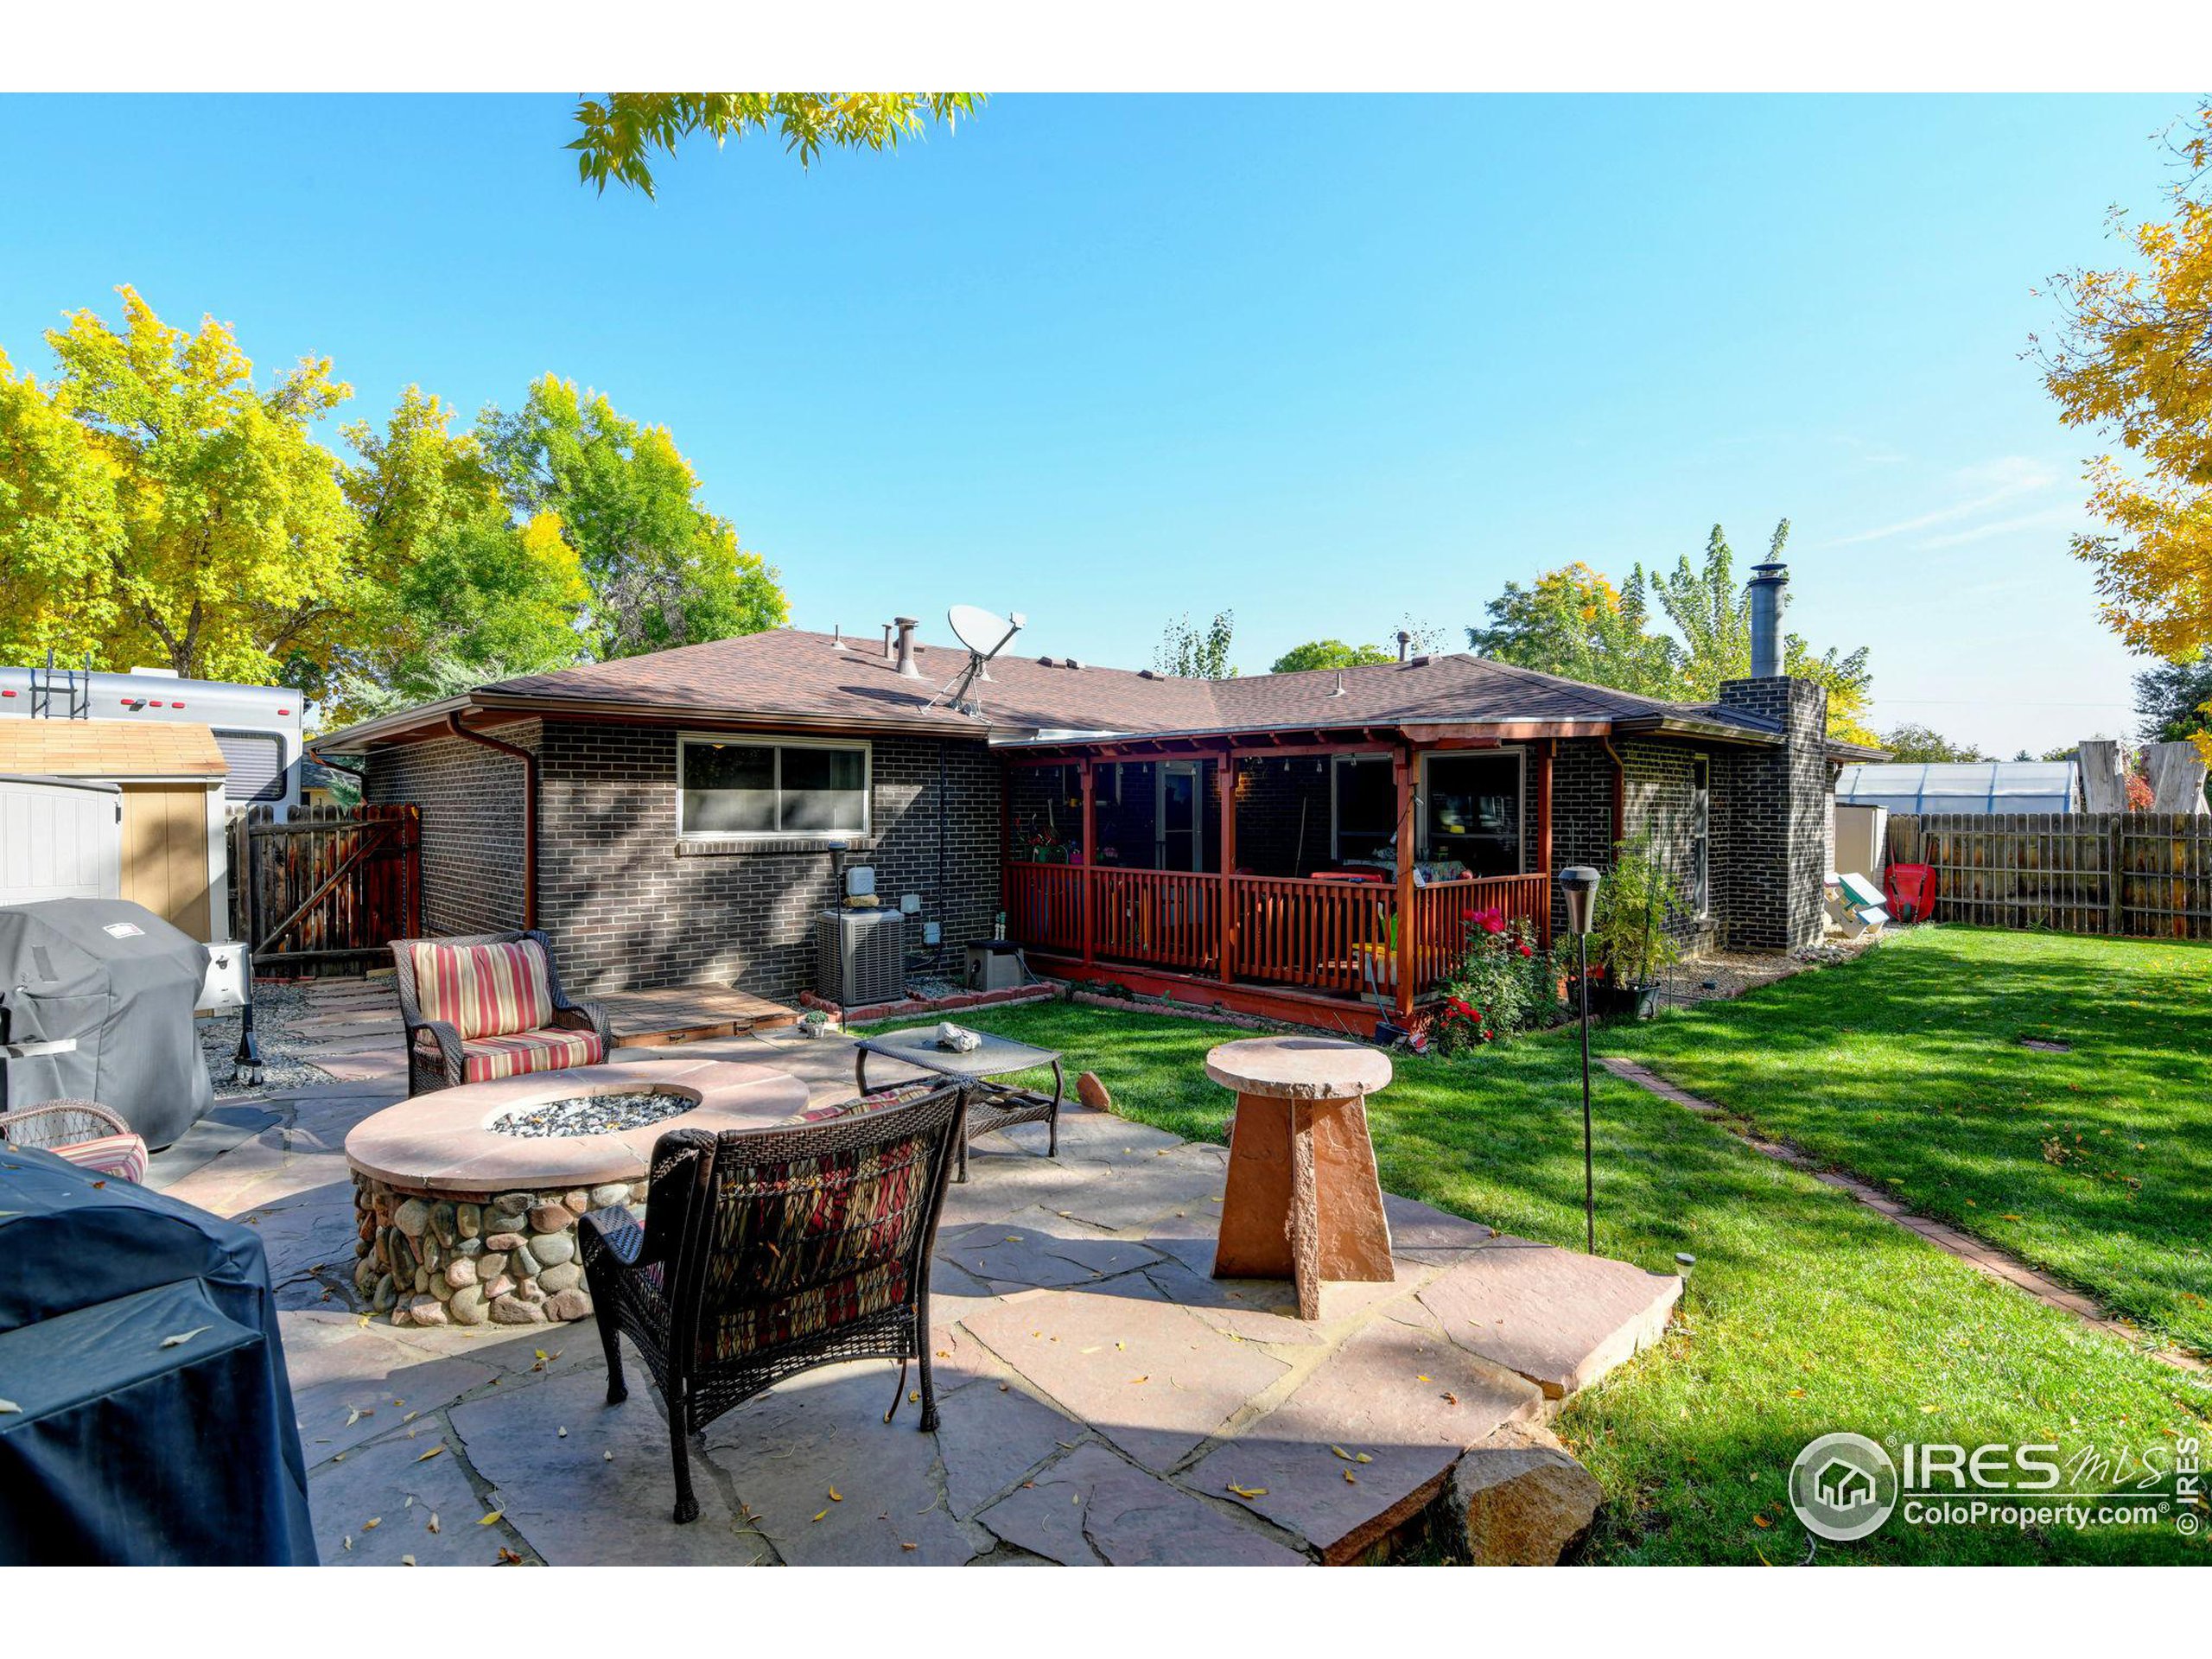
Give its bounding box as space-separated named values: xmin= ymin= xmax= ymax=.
xmin=0 ymin=92 xmax=2185 ymax=753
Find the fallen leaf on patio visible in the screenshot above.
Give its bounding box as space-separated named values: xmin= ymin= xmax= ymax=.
xmin=1443 ymin=1392 xmax=1459 ymax=1406
xmin=909 ymin=1390 xmax=920 ymax=1403
xmin=402 ymin=1410 xmax=418 ymax=1423
xmin=363 ymin=1517 xmax=382 ymax=1530
xmin=416 ymin=1445 xmax=446 ymax=1462
xmin=1343 ymin=1471 xmax=1357 ymax=1484
xmin=901 ymin=1541 xmax=918 ymax=1551
xmin=479 ymin=1510 xmax=503 ymax=1526
xmin=557 ymin=1427 xmax=567 ymax=1437
xmin=401 ymin=1554 xmax=416 ymax=1567
xmin=1415 ymin=1374 xmax=1431 ymax=1382
xmin=357 ymin=1315 xmax=372 ymax=1329
xmin=603 ymin=1450 xmax=614 ymax=1461
xmin=1354 ymin=1452 xmax=1372 ymax=1464
xmin=1330 ymin=1445 xmax=1355 ymax=1461
xmin=828 ymin=1488 xmax=843 ymax=1503
xmin=427 ymin=1514 xmax=441 ymax=1533
xmin=1080 ymin=1345 xmax=1102 ymax=1355
xmin=405 ymin=1496 xmax=416 ymax=1509
xmin=1128 ymin=1376 xmax=1148 ymax=1385
xmin=497 ymin=1547 xmax=524 ymax=1565
xmin=812 ymin=1510 xmax=829 ymax=1523
xmin=1226 ymin=1484 xmax=1268 ymax=1498
xmin=159 ymin=1326 xmax=211 ymax=1348
xmin=345 ymin=1408 xmax=363 ymax=1426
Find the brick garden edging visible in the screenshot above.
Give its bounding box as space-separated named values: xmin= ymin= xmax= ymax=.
xmin=1599 ymin=1057 xmax=2208 ymax=1374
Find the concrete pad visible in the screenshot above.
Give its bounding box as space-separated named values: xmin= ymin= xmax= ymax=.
xmin=1052 ymin=1154 xmax=1225 ymax=1232
xmin=931 ymin=1374 xmax=1088 ymax=1516
xmin=309 ymin=1423 xmax=493 ymax=1566
xmin=699 ymin=1365 xmax=990 ymax=1565
xmin=960 ymin=1274 xmax=1289 ymax=1474
xmin=454 ymin=1363 xmax=763 ymax=1565
xmin=1186 ymin=1308 xmax=1543 ymax=1561
xmin=976 ymin=1442 xmax=1306 ymax=1567
xmin=288 ymin=1331 xmax=501 ymax=1462
xmin=1418 ymin=1239 xmax=1681 ymax=1399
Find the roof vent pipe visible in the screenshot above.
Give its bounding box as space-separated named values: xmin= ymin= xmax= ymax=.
xmin=893 ymin=616 xmax=923 ymax=679
xmin=1396 ymin=630 xmax=1413 ymax=663
xmin=831 ymin=624 xmax=847 ymax=651
xmin=880 ymin=623 xmax=895 ymax=660
xmin=1328 ymin=671 xmax=1346 ymax=697
xmin=1747 ymin=561 xmax=1789 ymax=679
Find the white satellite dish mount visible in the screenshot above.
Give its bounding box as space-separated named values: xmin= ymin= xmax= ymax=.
xmin=929 ymin=604 xmax=1027 ymax=715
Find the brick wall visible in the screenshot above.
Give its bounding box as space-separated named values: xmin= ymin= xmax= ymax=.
xmin=1713 ymin=677 xmax=1830 ymax=952
xmin=369 ymin=721 xmax=1003 ymax=1001
xmin=364 ymin=725 xmax=537 ymax=938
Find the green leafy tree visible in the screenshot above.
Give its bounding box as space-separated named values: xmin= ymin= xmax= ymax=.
xmin=1642 ymin=520 xmax=1877 ymax=746
xmin=1154 ymin=610 xmax=1236 ymax=678
xmin=482 ymin=376 xmax=787 ymax=659
xmin=2134 ymin=653 xmax=2212 ymax=744
xmin=569 ymin=93 xmax=986 ymax=197
xmin=0 ymin=287 xmax=355 ymax=683
xmin=1877 ymin=723 xmax=1990 ymax=764
xmin=1467 ymin=563 xmax=1679 ymax=697
xmin=1271 ymin=639 xmax=1395 ymax=673
xmin=325 ymin=389 xmax=587 ymax=718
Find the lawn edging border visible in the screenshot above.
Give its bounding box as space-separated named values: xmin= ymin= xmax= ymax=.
xmin=1598 ymin=1056 xmax=2208 ymax=1376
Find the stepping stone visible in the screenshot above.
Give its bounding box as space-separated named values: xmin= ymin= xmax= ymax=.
xmin=309 ymin=1421 xmax=491 ymax=1567
xmin=285 ymin=1331 xmax=501 ymax=1461
xmin=1417 ymin=1238 xmax=1681 ymax=1399
xmin=308 ymin=1052 xmax=407 ymax=1084
xmin=699 ymin=1366 xmax=990 ymax=1565
xmin=960 ymin=1274 xmax=1288 ymax=1474
xmin=1187 ymin=1307 xmax=1542 ymax=1562
xmin=977 ymin=1442 xmax=1306 ymax=1567
xmin=453 ymin=1366 xmax=760 ymax=1565
xmin=938 ymin=1215 xmax=1160 ymax=1289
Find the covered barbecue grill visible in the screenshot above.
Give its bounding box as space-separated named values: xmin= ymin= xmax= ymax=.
xmin=0 ymin=899 xmax=214 ymax=1149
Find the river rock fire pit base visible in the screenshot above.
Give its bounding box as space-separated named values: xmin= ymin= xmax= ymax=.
xmin=344 ymin=1058 xmax=814 ymax=1326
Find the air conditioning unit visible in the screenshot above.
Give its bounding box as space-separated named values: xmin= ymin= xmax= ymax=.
xmin=816 ymin=907 xmax=905 ymax=1007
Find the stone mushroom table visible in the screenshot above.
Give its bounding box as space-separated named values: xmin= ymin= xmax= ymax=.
xmin=1205 ymin=1035 xmax=1395 ymax=1319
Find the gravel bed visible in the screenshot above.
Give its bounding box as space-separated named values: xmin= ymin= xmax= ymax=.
xmin=199 ymin=980 xmax=332 ymax=1097
xmin=491 ymin=1090 xmax=693 ymax=1139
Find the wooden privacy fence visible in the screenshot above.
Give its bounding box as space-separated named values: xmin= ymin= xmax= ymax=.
xmin=232 ymin=804 xmax=422 ymax=973
xmin=1886 ymin=812 xmax=2212 ymax=940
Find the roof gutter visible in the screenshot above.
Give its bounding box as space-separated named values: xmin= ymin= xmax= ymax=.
xmin=447 ymin=711 xmax=537 ymax=930
xmin=1608 ymin=713 xmax=1782 ymax=746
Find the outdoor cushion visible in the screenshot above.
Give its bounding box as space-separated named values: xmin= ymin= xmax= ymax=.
xmin=41 ymin=1131 xmax=149 ymax=1185
xmin=459 ymin=1027 xmax=605 ymax=1084
xmin=408 ymin=938 xmax=556 ymax=1041
xmin=703 ymin=1260 xmax=910 ymax=1363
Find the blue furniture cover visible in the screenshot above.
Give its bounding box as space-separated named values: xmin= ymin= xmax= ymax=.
xmin=0 ymin=1146 xmax=316 ymax=1564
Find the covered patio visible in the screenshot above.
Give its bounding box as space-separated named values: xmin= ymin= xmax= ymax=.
xmin=1001 ymin=723 xmax=1588 ymax=1027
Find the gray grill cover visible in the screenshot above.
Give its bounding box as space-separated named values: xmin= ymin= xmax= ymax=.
xmin=0 ymin=899 xmax=214 ymax=1149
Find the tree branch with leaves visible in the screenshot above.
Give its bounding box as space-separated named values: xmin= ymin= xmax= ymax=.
xmin=569 ymin=93 xmax=986 ymax=197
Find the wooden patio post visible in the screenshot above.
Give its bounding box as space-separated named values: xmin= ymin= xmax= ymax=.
xmin=1080 ymin=759 xmax=1097 ymax=964
xmin=1218 ymin=755 xmax=1237 ymax=982
xmin=1535 ymin=738 xmax=1554 ymax=949
xmin=1393 ymin=747 xmax=1416 ymax=1020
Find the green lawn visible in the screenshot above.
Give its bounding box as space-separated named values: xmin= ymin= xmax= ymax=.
xmin=874 ymin=982 xmax=2209 ymax=1564
xmin=1612 ymin=925 xmax=2212 ymax=1357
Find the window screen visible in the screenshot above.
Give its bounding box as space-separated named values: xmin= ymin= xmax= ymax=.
xmin=214 ymin=730 xmax=287 ymax=803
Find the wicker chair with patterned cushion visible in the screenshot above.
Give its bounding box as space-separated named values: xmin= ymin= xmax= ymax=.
xmin=0 ymin=1099 xmax=149 ymax=1183
xmin=580 ymin=1082 xmax=968 ymax=1523
xmin=389 ymin=929 xmax=613 ymax=1096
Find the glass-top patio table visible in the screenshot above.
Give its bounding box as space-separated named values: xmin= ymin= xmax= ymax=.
xmin=852 ymin=1026 xmax=1063 ymax=1181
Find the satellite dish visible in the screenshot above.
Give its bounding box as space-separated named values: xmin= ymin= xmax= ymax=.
xmin=928 ymin=605 xmax=1027 ymax=715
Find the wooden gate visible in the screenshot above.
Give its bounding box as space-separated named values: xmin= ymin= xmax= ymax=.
xmin=234 ymin=804 xmax=422 ymax=974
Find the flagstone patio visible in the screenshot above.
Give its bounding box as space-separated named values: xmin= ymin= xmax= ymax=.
xmin=152 ymin=979 xmax=1680 ymax=1566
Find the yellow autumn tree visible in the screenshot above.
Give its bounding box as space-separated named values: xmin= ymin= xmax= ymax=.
xmin=2043 ymin=103 xmax=2212 ymax=755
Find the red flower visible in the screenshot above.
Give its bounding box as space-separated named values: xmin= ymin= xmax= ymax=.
xmin=1516 ymin=940 xmax=1534 ymax=957
xmin=1468 ymin=905 xmax=1508 ymax=935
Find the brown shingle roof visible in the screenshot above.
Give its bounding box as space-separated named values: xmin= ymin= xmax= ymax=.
xmin=0 ymin=719 xmax=227 ymax=779
xmin=323 ymin=627 xmax=1780 ymax=747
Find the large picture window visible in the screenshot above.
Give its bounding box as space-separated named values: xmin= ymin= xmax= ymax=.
xmin=678 ymin=735 xmax=869 ymax=838
xmin=1421 ymin=750 xmax=1523 ymax=877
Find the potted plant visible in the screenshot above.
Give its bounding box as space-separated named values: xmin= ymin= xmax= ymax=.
xmin=1591 ymin=833 xmax=1683 ymax=1019
xmin=798 ymin=1007 xmax=835 ymax=1039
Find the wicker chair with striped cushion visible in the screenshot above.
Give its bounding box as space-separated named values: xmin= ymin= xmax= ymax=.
xmin=579 ymin=1083 xmax=968 ymax=1523
xmin=0 ymin=1099 xmax=149 ymax=1183
xmin=389 ymin=930 xmax=613 ymax=1096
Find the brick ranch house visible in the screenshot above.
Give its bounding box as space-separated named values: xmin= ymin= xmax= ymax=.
xmin=318 ymin=565 xmax=1873 ymax=1032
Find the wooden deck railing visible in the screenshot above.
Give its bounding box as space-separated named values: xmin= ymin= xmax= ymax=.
xmin=1005 ymin=864 xmax=1548 ymax=1003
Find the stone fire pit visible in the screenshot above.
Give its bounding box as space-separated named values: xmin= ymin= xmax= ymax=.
xmin=344 ymin=1058 xmax=810 ymax=1329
